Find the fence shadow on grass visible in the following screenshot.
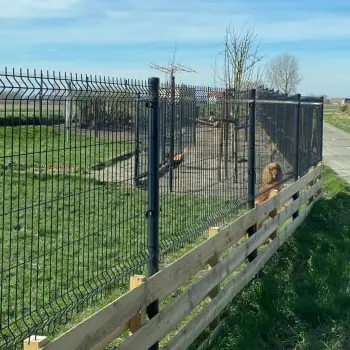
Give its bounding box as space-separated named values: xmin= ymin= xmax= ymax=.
xmin=194 ymin=172 xmax=350 ymax=350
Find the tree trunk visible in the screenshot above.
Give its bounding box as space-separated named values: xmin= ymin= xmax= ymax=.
xmin=224 ymin=121 xmax=229 ymax=179
xmin=217 ymin=125 xmax=224 ymax=182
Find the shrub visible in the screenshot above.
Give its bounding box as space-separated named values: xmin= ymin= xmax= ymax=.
xmin=337 ymin=103 xmax=350 ymax=115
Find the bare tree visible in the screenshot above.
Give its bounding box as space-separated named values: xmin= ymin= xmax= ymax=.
xmin=265 ymin=53 xmax=302 ymax=95
xmin=213 ymin=25 xmax=264 ymax=181
xmin=214 ymin=25 xmax=264 ymax=93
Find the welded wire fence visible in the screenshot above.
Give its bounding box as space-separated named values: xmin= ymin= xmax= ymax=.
xmin=0 ymin=68 xmax=323 ymax=349
xmin=255 ymin=90 xmax=323 ymax=184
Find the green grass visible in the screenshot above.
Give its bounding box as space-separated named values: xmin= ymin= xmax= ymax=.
xmin=324 ymin=114 xmax=350 ymax=133
xmin=323 ymin=104 xmax=339 ymax=115
xmin=0 ymin=108 xmax=62 ymax=118
xmin=0 ymin=125 xmax=133 ymax=172
xmin=0 ymin=162 xmax=239 ymax=348
xmin=194 ymin=167 xmax=350 ymax=350
xmin=0 ymin=122 xmax=256 ymax=349
xmin=0 ymin=124 xmax=140 ymax=347
xmin=323 ymin=104 xmax=350 ymax=133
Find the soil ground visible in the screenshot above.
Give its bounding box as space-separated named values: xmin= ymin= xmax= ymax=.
xmin=90 ymin=123 xmax=293 ymax=200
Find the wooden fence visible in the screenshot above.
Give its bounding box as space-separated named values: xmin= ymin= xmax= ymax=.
xmin=24 ymin=164 xmax=323 ymax=350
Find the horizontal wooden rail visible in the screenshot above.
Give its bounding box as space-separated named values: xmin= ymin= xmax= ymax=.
xmin=33 ymin=163 xmax=323 ymax=350
xmin=165 ymin=182 xmax=321 ymax=349
xmin=118 ymin=177 xmax=323 ymax=350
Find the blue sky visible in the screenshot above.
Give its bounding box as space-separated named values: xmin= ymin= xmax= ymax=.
xmin=1 ymin=0 xmax=349 ymax=97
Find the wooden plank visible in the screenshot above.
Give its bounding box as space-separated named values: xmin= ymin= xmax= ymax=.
xmin=116 ymin=180 xmax=321 ymax=350
xmin=244 ymin=164 xmax=321 ymax=241
xmin=43 ymin=208 xmax=255 ymax=350
xmin=255 ymin=188 xmax=280 ymax=243
xmin=24 ymin=336 xmax=48 ymax=350
xmin=267 ymin=189 xmax=280 ymax=242
xmin=207 ymin=227 xmax=220 ymax=299
xmin=43 ymin=165 xmax=322 ymax=350
xmin=195 ymin=319 xmax=225 ymax=350
xmin=129 ymin=275 xmax=146 ymax=335
xmin=256 ymin=164 xmax=322 ymax=223
xmin=246 ymin=180 xmax=322 ymax=256
xmin=165 ymin=198 xmax=318 ymax=350
xmin=257 ymin=164 xmax=322 ymax=220
xmin=207 ymin=227 xmax=220 ymax=329
xmin=90 ymin=323 xmax=129 ymax=350
xmin=308 ymin=165 xmax=317 ymax=204
xmin=314 ymin=168 xmax=323 ymax=200
xmin=44 ymin=324 xmax=129 ymax=350
xmin=115 ymin=238 xmax=255 ymax=349
xmin=250 ymin=180 xmax=322 ymax=249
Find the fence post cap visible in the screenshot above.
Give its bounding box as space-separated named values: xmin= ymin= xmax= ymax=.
xmin=23 ymin=336 xmax=48 ymax=350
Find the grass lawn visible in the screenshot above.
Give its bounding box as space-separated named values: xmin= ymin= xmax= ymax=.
xmin=0 ymin=123 xmax=245 ymax=348
xmin=0 ymin=107 xmax=62 ymax=118
xmin=0 ymin=163 xmax=239 ymax=348
xmin=323 ymin=104 xmax=350 ymax=133
xmin=0 ymin=125 xmax=134 ymax=172
xmin=324 ymin=114 xmax=350 ymax=133
xmin=194 ymin=166 xmax=350 ymax=350
xmin=323 ymin=104 xmax=338 ymax=115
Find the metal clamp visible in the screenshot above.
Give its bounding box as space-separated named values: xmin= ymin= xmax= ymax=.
xmin=145 ymin=207 xmax=161 ymax=218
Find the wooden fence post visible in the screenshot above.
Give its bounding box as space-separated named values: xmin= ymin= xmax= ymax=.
xmin=308 ymin=165 xmax=317 ymax=204
xmin=23 ymin=336 xmax=48 ymax=350
xmin=267 ymin=189 xmax=279 ymax=242
xmin=129 ymin=275 xmax=147 ymax=335
xmin=207 ymin=227 xmax=221 ymax=328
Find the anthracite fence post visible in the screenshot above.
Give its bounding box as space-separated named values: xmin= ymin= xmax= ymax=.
xmin=292 ymin=93 xmax=301 ymax=220
xmin=39 ymin=71 xmax=43 ymax=122
xmin=247 ymin=88 xmax=257 ymax=262
xmin=134 ymin=92 xmax=140 ymax=186
xmin=147 ymin=77 xmax=160 ymax=350
xmin=168 ymin=75 xmax=175 ymax=193
xmin=320 ymin=96 xmax=324 ymax=161
xmin=159 ymin=98 xmax=166 ymax=164
xmin=162 ymin=100 xmax=167 ymax=163
xmin=179 ymin=92 xmax=183 ymax=152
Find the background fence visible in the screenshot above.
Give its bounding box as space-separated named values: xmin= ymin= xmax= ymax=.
xmin=0 ymin=68 xmax=323 ymax=349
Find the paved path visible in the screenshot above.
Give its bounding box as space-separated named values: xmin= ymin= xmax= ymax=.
xmin=323 ymin=122 xmax=350 ymax=182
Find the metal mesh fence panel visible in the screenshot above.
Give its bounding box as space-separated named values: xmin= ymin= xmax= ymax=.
xmin=0 ymin=69 xmax=151 ymax=348
xmin=0 ymin=68 xmax=323 ymax=348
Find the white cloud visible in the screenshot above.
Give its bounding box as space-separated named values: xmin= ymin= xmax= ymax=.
xmin=2 ymin=4 xmax=350 ymax=46
xmin=0 ymin=0 xmax=82 ymax=18
xmin=1 ymin=0 xmax=349 ymax=96
xmin=256 ymin=16 xmax=350 ymax=42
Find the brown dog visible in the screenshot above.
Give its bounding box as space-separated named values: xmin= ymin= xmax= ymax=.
xmin=255 ymin=162 xmax=283 ymax=205
xmin=245 ymin=162 xmax=286 ymax=243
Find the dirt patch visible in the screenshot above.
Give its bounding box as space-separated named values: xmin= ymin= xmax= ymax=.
xmin=90 ymin=123 xmax=292 ymax=201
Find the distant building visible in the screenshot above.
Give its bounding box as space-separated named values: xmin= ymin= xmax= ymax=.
xmin=159 ymin=85 xmax=196 ymax=102
xmin=330 ymin=97 xmax=349 ymax=105
xmin=207 ymin=91 xmax=225 ymax=103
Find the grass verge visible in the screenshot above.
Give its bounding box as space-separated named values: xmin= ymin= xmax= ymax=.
xmin=0 ymin=168 xmax=240 ymax=348
xmin=323 ymin=104 xmax=350 ymax=133
xmin=0 ymin=125 xmax=133 ymax=173
xmin=0 ymin=123 xmax=247 ymax=349
xmin=194 ymin=166 xmax=350 ymax=350
xmin=324 ymin=114 xmax=350 ymax=133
